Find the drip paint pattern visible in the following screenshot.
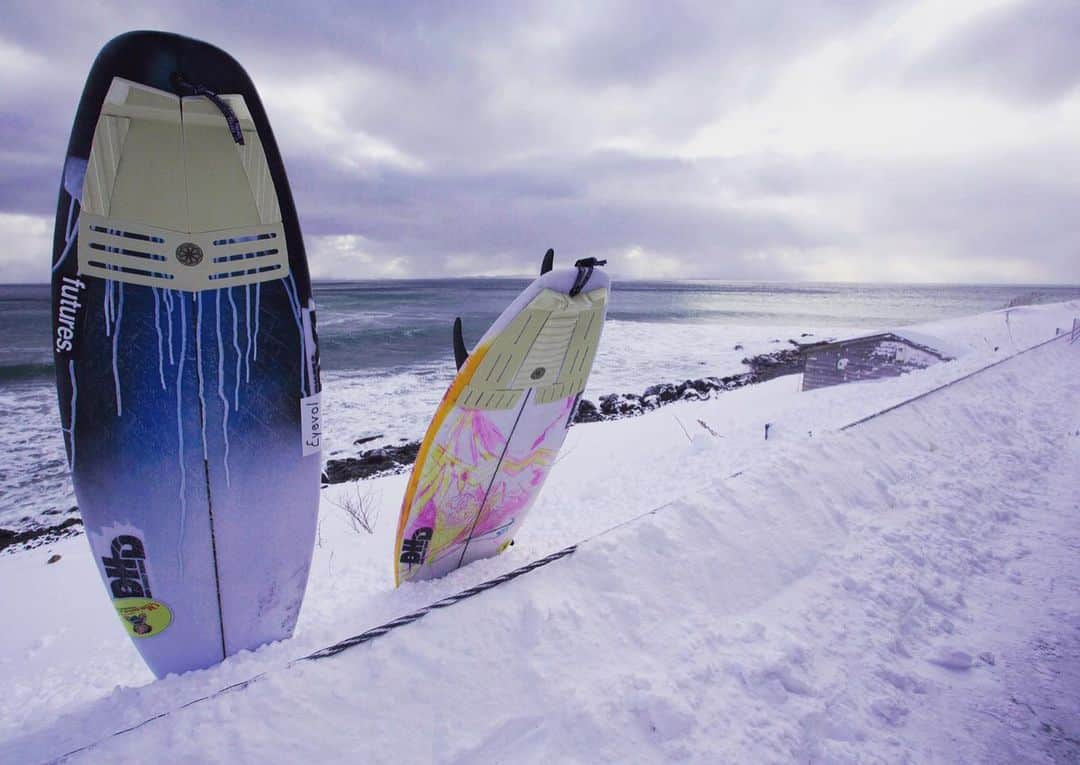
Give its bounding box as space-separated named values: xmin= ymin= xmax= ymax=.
xmin=59 ymin=272 xmax=320 ymax=673
xmin=135 ymin=281 xmax=313 ymax=512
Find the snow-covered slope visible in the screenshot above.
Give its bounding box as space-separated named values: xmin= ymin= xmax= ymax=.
xmin=1 ymin=304 xmax=1078 ymax=763
xmin=888 ymin=300 xmax=1078 ymax=360
xmin=813 ymin=299 xmax=1079 ymax=361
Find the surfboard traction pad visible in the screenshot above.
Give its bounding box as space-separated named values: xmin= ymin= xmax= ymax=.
xmin=395 ymin=285 xmax=608 ymax=584
xmin=79 ymin=77 xmax=289 ymax=291
xmin=460 ymin=286 xmax=606 ymax=409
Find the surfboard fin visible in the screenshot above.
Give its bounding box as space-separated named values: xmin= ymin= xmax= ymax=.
xmin=540 ymin=248 xmax=554 ymax=275
xmin=453 ymin=317 xmax=470 ymax=370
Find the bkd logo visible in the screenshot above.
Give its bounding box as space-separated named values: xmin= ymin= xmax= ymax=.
xmin=101 ymin=535 xmax=153 ymax=598
xmin=399 ymin=527 xmax=433 ymax=565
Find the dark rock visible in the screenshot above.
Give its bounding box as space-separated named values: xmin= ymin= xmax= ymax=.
xmin=572 ymin=398 xmax=602 ymax=423
xmin=0 ymin=517 xmax=84 ymax=554
xmin=323 ymin=442 xmax=421 ymax=484
xmin=687 ymin=378 xmax=714 ymax=395
xmin=47 ymin=554 xmax=61 ymax=564
xmin=734 ymin=344 xmax=743 ymax=350
xmin=643 ymin=383 xmax=679 ymax=403
xmin=353 ymin=434 xmax=383 ymax=447
xmin=744 ymin=348 xmax=806 ymax=382
xmin=599 ymin=393 xmax=644 ymax=418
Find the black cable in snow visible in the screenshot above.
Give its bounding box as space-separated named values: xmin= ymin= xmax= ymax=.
xmin=305 ymin=544 xmax=578 ymax=660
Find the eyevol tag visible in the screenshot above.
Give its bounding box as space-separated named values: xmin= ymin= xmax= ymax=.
xmin=300 ymin=393 xmax=321 ymax=456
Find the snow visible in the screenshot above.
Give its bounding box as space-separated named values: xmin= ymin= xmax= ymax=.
xmin=1 ymin=301 xmax=1078 ymax=763
xmin=806 ymin=300 xmax=1078 ymax=362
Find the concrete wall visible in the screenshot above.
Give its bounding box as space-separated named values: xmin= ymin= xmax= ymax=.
xmin=802 ymin=336 xmax=942 ymax=391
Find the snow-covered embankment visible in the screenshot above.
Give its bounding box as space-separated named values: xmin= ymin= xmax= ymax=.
xmin=1 ymin=303 xmax=1078 ymax=763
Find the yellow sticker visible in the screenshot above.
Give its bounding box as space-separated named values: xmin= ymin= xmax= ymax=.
xmin=113 ymin=597 xmax=172 ymax=639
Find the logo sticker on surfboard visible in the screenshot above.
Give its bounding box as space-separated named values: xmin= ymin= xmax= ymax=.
xmin=113 ymin=597 xmax=173 ymax=638
xmin=301 ymin=393 xmax=321 ymax=456
xmin=99 ymin=531 xmax=154 ymax=598
xmin=399 ymin=526 xmax=433 ymax=566
xmin=92 ymin=526 xmax=173 ymax=638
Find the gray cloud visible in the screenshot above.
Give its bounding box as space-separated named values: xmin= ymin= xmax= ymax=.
xmin=912 ymin=0 xmax=1080 ymax=105
xmin=0 ymin=0 xmax=1077 ymax=284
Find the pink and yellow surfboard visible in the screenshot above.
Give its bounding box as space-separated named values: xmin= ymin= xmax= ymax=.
xmin=394 ymin=258 xmax=609 ymax=584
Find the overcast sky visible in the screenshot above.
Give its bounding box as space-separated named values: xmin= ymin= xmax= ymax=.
xmin=1 ymin=0 xmax=1078 ymax=283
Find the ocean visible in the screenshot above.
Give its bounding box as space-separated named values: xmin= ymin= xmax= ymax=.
xmin=2 ymin=279 xmax=1078 ymax=530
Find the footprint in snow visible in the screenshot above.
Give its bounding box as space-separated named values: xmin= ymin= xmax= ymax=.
xmin=927 ymin=647 xmax=975 ymax=670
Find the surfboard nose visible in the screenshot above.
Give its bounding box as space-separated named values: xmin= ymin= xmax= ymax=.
xmin=89 ymin=31 xmax=247 ymax=94
xmin=76 ymin=75 xmax=290 ymax=291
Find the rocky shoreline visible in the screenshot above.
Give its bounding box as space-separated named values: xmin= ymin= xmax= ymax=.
xmin=1 ymin=341 xmax=817 ymax=553
xmin=321 ymin=341 xmax=817 ymax=484
xmin=0 ymin=512 xmax=82 ymax=554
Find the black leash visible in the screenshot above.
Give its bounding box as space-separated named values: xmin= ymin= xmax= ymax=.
xmin=170 ymin=72 xmax=245 ymax=145
xmin=569 ymin=257 xmax=607 ymax=297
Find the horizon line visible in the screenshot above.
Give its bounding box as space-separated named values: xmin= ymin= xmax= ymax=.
xmin=3 ymin=277 xmax=1080 ymax=289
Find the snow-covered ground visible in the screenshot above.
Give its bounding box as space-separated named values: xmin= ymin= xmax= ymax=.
xmin=1 ymin=300 xmax=1078 ymax=763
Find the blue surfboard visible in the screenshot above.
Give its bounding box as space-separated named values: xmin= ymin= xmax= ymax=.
xmin=51 ymin=31 xmax=322 ymax=677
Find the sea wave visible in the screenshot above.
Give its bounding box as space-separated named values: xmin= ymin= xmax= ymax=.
xmin=0 ymin=362 xmax=54 ymax=383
